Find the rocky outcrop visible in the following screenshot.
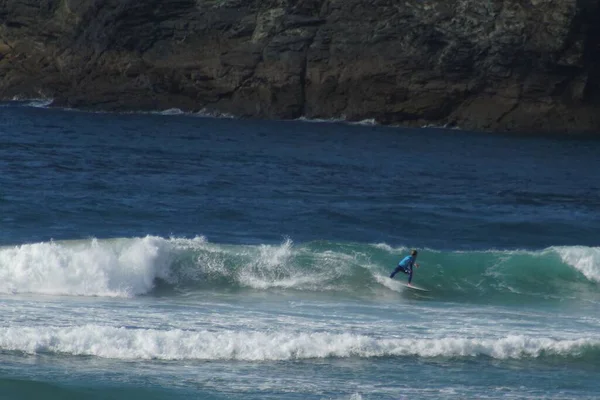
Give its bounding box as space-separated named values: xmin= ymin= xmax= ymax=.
xmin=1 ymin=0 xmax=599 ymax=132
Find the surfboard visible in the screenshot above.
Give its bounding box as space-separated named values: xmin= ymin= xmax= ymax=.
xmin=375 ymin=275 xmax=429 ymax=293
xmin=398 ymin=282 xmax=429 ymax=292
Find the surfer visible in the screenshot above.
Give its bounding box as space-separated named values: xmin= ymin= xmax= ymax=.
xmin=390 ymin=249 xmax=419 ymax=284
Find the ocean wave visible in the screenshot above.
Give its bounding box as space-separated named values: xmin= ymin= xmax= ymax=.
xmin=0 ymin=236 xmax=175 ymax=297
xmin=0 ymin=237 xmax=598 ymax=300
xmin=1 ymin=98 xmax=54 ymax=108
xmin=296 ymin=115 xmax=378 ymax=126
xmin=0 ymin=325 xmax=598 ymax=362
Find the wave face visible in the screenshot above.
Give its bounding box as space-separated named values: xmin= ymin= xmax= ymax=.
xmin=0 ymin=236 xmax=598 ymax=301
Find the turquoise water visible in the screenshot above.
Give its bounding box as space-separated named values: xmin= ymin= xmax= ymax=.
xmin=0 ymin=103 xmax=599 ymax=399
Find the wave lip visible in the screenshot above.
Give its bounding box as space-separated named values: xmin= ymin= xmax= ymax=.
xmin=0 ymin=325 xmax=597 ymax=362
xmin=554 ymin=246 xmax=600 ymax=283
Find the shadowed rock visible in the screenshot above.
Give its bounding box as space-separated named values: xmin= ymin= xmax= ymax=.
xmin=0 ymin=0 xmax=599 ymax=132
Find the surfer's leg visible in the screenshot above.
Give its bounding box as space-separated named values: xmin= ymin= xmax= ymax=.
xmin=390 ymin=266 xmax=406 ymax=278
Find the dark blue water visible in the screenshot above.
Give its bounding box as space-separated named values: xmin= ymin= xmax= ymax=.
xmin=1 ymin=103 xmax=600 ymax=400
xmin=2 ymin=105 xmax=599 ymax=249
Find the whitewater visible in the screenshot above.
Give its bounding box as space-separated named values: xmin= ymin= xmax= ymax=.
xmin=1 ymin=103 xmax=599 ymax=399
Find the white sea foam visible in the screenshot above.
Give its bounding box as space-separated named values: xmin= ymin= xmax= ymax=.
xmin=554 ymin=246 xmax=600 ymax=282
xmin=374 ymin=274 xmax=407 ymax=293
xmin=27 ymin=99 xmax=54 ymax=108
xmin=0 ymin=236 xmax=349 ymax=297
xmin=236 ymin=239 xmax=339 ymax=290
xmin=420 ymin=123 xmax=462 ymax=130
xmin=0 ymin=236 xmax=188 ymax=297
xmin=158 ymin=108 xmax=184 ymax=115
xmin=0 ymin=326 xmax=595 ymax=361
xmin=195 ymin=108 xmax=236 ymax=119
xmin=296 ymin=115 xmax=378 ymax=126
xmin=296 ymin=116 xmax=346 ymax=124
xmin=350 ymin=118 xmax=377 ymax=126
xmin=371 ymin=243 xmax=408 ymax=252
xmin=7 ymin=97 xmax=54 ymax=107
xmin=348 ymin=394 xmax=365 ymax=400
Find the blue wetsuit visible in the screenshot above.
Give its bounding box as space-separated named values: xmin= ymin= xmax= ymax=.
xmin=390 ymin=255 xmax=416 ymax=283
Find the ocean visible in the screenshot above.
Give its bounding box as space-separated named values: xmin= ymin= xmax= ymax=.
xmin=0 ymin=102 xmax=599 ymax=399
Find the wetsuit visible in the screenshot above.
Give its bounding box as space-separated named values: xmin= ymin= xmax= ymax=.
xmin=390 ymin=255 xmax=416 ymax=283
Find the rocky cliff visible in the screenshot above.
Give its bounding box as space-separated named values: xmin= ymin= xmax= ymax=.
xmin=1 ymin=0 xmax=599 ymax=132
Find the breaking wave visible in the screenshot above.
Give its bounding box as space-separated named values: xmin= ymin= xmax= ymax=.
xmin=0 ymin=325 xmax=598 ymax=363
xmin=0 ymin=236 xmax=598 ymax=302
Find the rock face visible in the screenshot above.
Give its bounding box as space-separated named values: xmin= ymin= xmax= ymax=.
xmin=1 ymin=0 xmax=599 ymax=132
